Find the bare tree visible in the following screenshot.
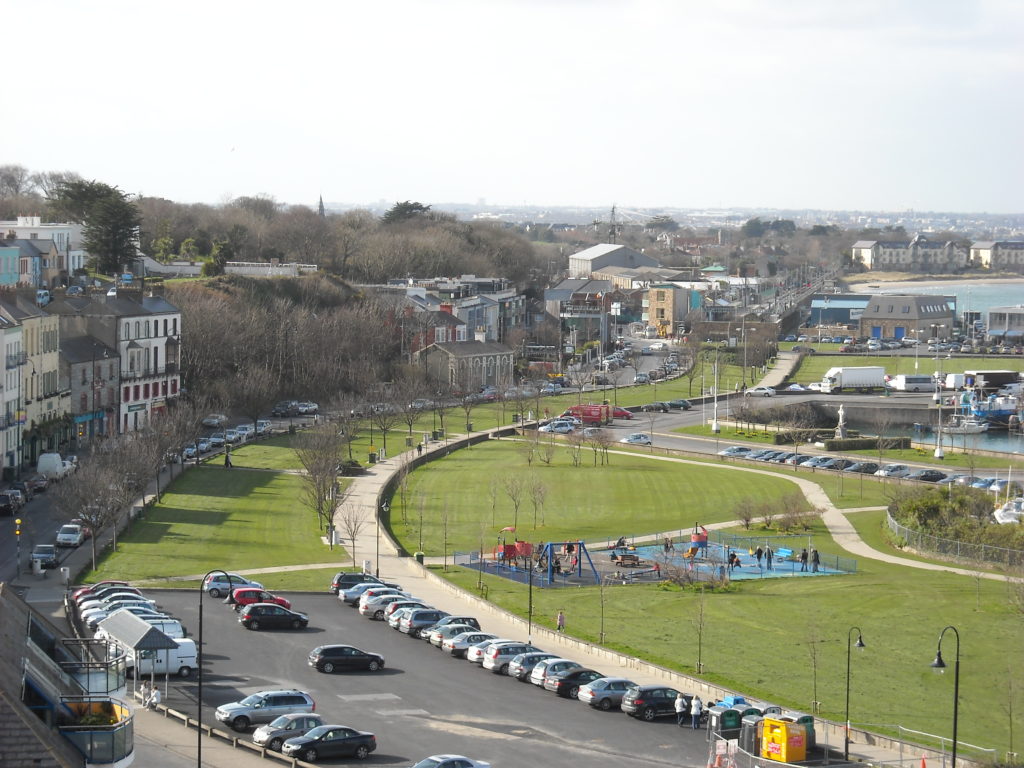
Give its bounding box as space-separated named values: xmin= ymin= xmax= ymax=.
xmin=53 ymin=458 xmax=118 ymax=572
xmin=369 ymin=400 xmax=402 ymax=456
xmin=503 ymin=474 xmax=524 ymax=529
xmin=537 ymin=436 xmax=556 ymax=466
xmin=337 ymin=502 xmax=366 ymax=568
xmin=295 ymin=423 xmax=348 ymax=531
xmin=529 ymin=477 xmax=547 ymax=529
xmin=231 ymin=363 xmax=278 ymax=432
xmin=693 ymin=585 xmax=708 ymax=673
xmin=567 ymin=430 xmax=584 ymax=467
xmin=488 ymin=477 xmax=500 ymax=526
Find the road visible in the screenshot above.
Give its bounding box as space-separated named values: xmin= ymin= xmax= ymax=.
xmin=145 ymin=591 xmax=710 ymax=768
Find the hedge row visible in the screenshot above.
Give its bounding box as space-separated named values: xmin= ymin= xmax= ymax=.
xmin=822 ymin=436 xmax=910 ymax=451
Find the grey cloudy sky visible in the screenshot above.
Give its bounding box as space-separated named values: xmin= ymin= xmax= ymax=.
xmin=9 ymin=0 xmax=1023 ymax=212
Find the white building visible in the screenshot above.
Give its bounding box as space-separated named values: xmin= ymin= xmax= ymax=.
xmin=0 ymin=315 xmax=24 ymax=474
xmin=0 ymin=216 xmax=86 ymax=276
xmin=568 ymin=244 xmax=660 ymax=279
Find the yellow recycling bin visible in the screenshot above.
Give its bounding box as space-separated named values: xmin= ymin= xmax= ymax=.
xmin=759 ymin=718 xmax=807 ymax=763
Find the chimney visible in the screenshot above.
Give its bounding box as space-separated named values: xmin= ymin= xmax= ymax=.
xmin=440 ymin=303 xmax=453 ymax=315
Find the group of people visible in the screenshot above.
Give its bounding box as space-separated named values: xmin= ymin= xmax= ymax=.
xmin=754 ymin=545 xmax=774 ymax=570
xmin=139 ymin=681 xmax=161 ymax=710
xmin=675 ymin=693 xmax=703 ymax=728
xmin=800 ymin=548 xmax=820 ymax=572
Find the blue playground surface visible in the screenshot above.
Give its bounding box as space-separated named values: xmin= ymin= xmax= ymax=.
xmin=631 ymin=540 xmax=852 ymax=580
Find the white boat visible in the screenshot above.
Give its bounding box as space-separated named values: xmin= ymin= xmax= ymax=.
xmin=944 ymin=416 xmax=989 ymax=435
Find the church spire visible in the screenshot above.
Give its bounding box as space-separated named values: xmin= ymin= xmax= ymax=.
xmin=317 ymin=195 xmax=325 ymax=217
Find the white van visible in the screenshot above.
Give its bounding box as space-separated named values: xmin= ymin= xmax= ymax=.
xmin=126 ymin=637 xmax=196 ymax=678
xmin=36 ymin=289 xmax=51 ymax=306
xmin=36 ymin=453 xmax=68 ymax=479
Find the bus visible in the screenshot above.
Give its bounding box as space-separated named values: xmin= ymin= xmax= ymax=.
xmin=887 ymin=374 xmax=937 ymax=393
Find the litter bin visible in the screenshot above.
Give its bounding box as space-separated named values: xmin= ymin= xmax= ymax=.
xmin=512 ymin=413 xmax=519 ymax=423
xmin=431 ymin=430 xmax=439 ymax=441
xmin=414 ymin=551 xmax=424 ymax=564
xmin=466 ymin=422 xmax=473 ymax=432
xmin=60 ymin=567 xmax=71 ymax=587
xmin=31 ymin=558 xmax=43 ymax=576
xmin=368 ymin=452 xmax=377 ymax=464
xmin=288 ymin=424 xmax=296 ymax=434
xmin=405 ymin=436 xmax=413 ymax=447
xmin=437 ymin=429 xmax=445 ymax=439
xmin=740 ymin=714 xmax=763 ymax=755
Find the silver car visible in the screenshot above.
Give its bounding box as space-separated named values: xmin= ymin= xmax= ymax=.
xmin=388 ymin=606 xmax=422 ymax=630
xmin=442 ymin=632 xmax=499 ymax=659
xmin=465 ymin=637 xmax=514 ymax=665
xmin=427 ymin=623 xmax=479 ymax=648
xmin=252 ymin=712 xmax=325 ymax=752
xmin=577 ymin=677 xmax=637 ymax=710
xmin=529 ymin=658 xmax=582 ymax=687
xmin=508 ymin=652 xmax=558 ymax=682
xmin=360 ymin=593 xmax=414 ymax=619
xmin=481 ymin=642 xmax=544 ymax=675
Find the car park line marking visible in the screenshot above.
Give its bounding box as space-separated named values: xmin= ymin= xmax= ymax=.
xmin=375 ymin=708 xmax=429 ymax=716
xmin=336 ymin=693 xmax=401 ymax=702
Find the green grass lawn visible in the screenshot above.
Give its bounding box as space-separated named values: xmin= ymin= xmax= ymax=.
xmin=391 ymin=441 xmax=814 ymax=555
xmin=791 ymin=354 xmax=1024 ymax=385
xmin=225 ymin=434 xmax=306 ymax=470
xmin=82 ymin=467 xmax=342 ymax=584
xmin=438 ymin=515 xmax=1023 ymax=753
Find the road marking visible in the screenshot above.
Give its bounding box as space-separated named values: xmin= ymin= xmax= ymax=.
xmin=337 ymin=693 xmax=401 ymax=702
xmin=376 ymin=708 xmax=429 ymax=716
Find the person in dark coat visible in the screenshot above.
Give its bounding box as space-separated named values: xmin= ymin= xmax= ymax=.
xmin=800 ymin=548 xmax=809 ymax=571
xmin=811 ymin=548 xmax=820 ymax=573
xmin=765 ymin=545 xmax=774 ymax=571
xmin=224 ymin=450 xmax=232 ymax=468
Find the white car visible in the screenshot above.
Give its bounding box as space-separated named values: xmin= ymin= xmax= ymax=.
xmin=202 ymin=413 xmax=228 ymax=428
xmin=619 ymin=433 xmax=652 ymax=446
xmin=410 ymin=757 xmax=492 ymax=768
xmin=539 ymin=422 xmax=574 ymax=434
xmin=744 ymin=386 xmax=776 ymax=397
xmin=55 ymin=524 xmax=85 ymax=548
xmin=874 ymin=464 xmax=911 ymax=478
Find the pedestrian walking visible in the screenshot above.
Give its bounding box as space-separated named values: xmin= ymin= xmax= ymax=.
xmin=224 ymin=450 xmax=232 ymax=469
xmin=675 ymin=692 xmax=688 ymax=726
xmin=811 ymin=548 xmax=820 ymax=573
xmin=755 ymin=546 xmax=764 ymax=567
xmin=416 ymin=443 xmax=423 ymax=456
xmin=800 ymin=548 xmax=809 ymax=572
xmin=556 ymin=610 xmax=565 ymax=632
xmin=765 ymin=545 xmax=774 ymax=571
xmin=691 ymin=696 xmax=703 ymax=729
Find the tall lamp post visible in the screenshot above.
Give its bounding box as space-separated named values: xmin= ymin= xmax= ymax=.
xmin=844 ymin=627 xmax=866 ymax=760
xmin=735 ymin=318 xmax=748 ymax=387
xmin=930 ymin=626 xmax=961 ymax=768
xmin=197 ymin=568 xmax=232 ymax=768
xmin=377 ymin=501 xmax=388 ymax=577
xmin=711 ymin=345 xmax=721 ymax=434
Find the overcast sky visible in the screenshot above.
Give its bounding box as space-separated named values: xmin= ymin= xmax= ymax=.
xmin=9 ymin=0 xmax=1023 ymax=213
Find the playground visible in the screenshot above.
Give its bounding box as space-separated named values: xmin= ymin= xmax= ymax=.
xmin=455 ymin=526 xmax=856 ymax=587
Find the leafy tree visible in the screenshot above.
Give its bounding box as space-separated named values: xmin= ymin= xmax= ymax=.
xmin=382 ymin=200 xmax=431 ymax=225
xmin=85 ymin=190 xmax=142 ymax=273
xmin=740 ymin=217 xmax=765 ymax=238
xmin=767 ymin=219 xmax=796 ymax=235
xmin=647 ymin=215 xmax=678 ymax=231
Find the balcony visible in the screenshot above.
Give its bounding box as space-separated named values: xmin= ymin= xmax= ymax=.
xmin=58 ymin=696 xmax=134 ymax=766
xmin=120 ymin=363 xmax=177 ymax=381
xmin=6 ymin=351 xmax=26 ymax=369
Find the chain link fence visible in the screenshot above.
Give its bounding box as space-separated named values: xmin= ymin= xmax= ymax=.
xmin=886 ymin=512 xmax=1024 ymax=568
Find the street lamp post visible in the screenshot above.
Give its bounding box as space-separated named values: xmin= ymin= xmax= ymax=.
xmin=197 ymin=568 xmax=232 ymax=768
xmin=844 ymin=627 xmax=866 ymax=761
xmin=735 ymin=318 xmax=748 ymax=387
xmin=711 ymin=346 xmax=721 ymax=434
xmin=378 ymin=501 xmax=389 ymax=577
xmin=930 ymin=626 xmax=961 ymax=768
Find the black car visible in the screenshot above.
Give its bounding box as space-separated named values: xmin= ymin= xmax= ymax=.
xmin=543 ymin=668 xmax=605 ymax=698
xmin=308 ymin=644 xmax=384 ymax=673
xmin=331 ymin=572 xmax=385 ymax=595
xmin=0 ymin=491 xmax=16 ymax=517
xmin=281 ymin=725 xmax=376 ymax=762
xmin=818 ymin=458 xmax=855 ymax=471
xmin=908 ymin=469 xmax=947 ymax=483
xmin=621 ymin=684 xmax=682 ymax=721
xmin=11 ymin=480 xmax=34 ymax=502
xmin=843 ymin=462 xmax=880 ymax=475
xmin=239 ymin=603 xmax=309 ymax=631
xmin=666 ymin=399 xmax=692 ymax=410
xmin=271 ymin=400 xmax=300 ymax=417
xmin=640 ymin=402 xmax=670 ymax=413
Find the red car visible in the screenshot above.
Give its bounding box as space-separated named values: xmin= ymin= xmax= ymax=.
xmin=612 ymin=407 xmax=634 ymax=420
xmin=231 ymin=587 xmax=291 ymax=611
xmin=71 ymin=580 xmax=131 ymax=602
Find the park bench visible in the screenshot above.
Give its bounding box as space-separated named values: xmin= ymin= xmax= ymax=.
xmin=611 ymin=552 xmax=645 ymax=567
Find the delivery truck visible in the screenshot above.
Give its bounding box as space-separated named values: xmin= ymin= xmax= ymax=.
xmin=819 ymin=366 xmax=887 ymax=394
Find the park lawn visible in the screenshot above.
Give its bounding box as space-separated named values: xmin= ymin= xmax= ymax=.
xmin=437 ymin=517 xmax=1023 ymax=753
xmin=226 ymin=434 xmax=305 ymax=470
xmin=791 ymin=354 xmax=1024 ymax=385
xmin=81 ymin=467 xmax=339 ymax=584
xmin=391 ymin=441 xmax=816 ymax=556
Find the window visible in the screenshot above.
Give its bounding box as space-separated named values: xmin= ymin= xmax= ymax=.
xmin=163 ymin=319 xmax=168 ymax=336
xmin=81 ymin=368 xmax=87 ymax=385
xmin=172 ymin=318 xmax=177 ymax=335
xmin=135 ymin=321 xmax=140 ymax=337
xmin=171 ymin=380 xmax=178 ymax=394
xmin=123 ymin=386 xmax=130 ymax=402
xmin=902 ymin=306 xmax=910 ymax=313
xmin=133 ymin=385 xmax=140 ymax=400
xmin=80 ymin=393 xmax=88 ymax=411
xmin=124 ymin=323 xmax=129 ymax=339
xmin=143 ymin=383 xmax=150 ymax=399
xmin=145 ymin=321 xmax=150 ymax=337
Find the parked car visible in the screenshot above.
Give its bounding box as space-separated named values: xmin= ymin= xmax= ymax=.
xmin=252 ymin=713 xmax=326 ymax=752
xmin=466 ymin=637 xmax=515 ymax=664
xmin=544 ymin=668 xmax=605 ymax=698
xmin=666 ymin=399 xmax=692 ymax=410
xmin=0 ymin=491 xmax=17 ymax=516
xmin=611 ymin=407 xmax=634 ymax=420
xmin=539 ymin=421 xmax=574 ymax=434
xmin=27 ymin=474 xmax=48 ymax=493
xmin=55 ymin=524 xmax=85 ymax=548
xmin=843 ymin=462 xmax=880 ymax=475
xmin=202 ymin=413 xmax=228 ymax=428
xmin=442 ymin=631 xmax=498 ymax=658
xmin=718 ymin=446 xmax=752 ymax=457
xmin=271 ymin=401 xmax=300 ymax=417
xmin=215 ymin=689 xmax=316 ymax=731
xmin=421 ymin=615 xmax=480 ymax=642
xmin=818 ymin=458 xmax=855 ymax=471
xmin=296 ymin=402 xmax=319 ymax=415
xmin=530 ymin=658 xmax=582 ymax=687
xmin=640 ymin=402 xmax=670 ymax=413
xmin=231 ymin=588 xmax=291 ymax=611
xmin=508 ymin=652 xmax=558 ymax=682
xmin=619 ymin=433 xmax=652 ymax=446
xmin=238 ymin=603 xmax=309 ymax=631
xmin=907 ymin=469 xmax=947 ymax=483
xmin=427 ymin=623 xmax=481 ymax=648
xmin=72 ymin=580 xmax=131 ymax=602
xmin=387 ymin=606 xmax=420 ymax=630
xmin=331 ymin=571 xmax=387 ymax=595
xmin=308 ymin=644 xmax=384 ymax=673
xmin=208 ymin=433 xmax=226 ymax=448
xmin=204 ymin=573 xmax=263 ymax=598
xmin=281 ymin=725 xmax=376 ymax=762
xmin=31 ymin=544 xmax=58 ymax=568
xmin=10 ymin=480 xmax=34 ymax=502
xmin=342 ymin=581 xmax=402 ymax=606
xmin=744 ymin=386 xmax=776 ymax=397
xmin=577 ymin=677 xmax=637 ymax=710
xmin=621 ymin=684 xmax=683 ymax=721
xmin=481 ymin=641 xmax=543 ymax=674
xmin=399 ymin=608 xmax=450 ymax=638
xmin=360 ymin=594 xmax=416 ymax=619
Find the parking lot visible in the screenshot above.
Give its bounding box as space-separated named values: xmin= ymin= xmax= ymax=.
xmin=145 ymin=591 xmax=709 ymax=767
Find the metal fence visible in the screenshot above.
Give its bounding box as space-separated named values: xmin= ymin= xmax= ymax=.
xmin=886 ymin=512 xmax=1024 ymax=568
xmin=710 ymin=531 xmax=859 ymax=574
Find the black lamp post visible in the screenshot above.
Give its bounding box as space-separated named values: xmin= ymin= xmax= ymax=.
xmin=197 ymin=569 xmax=231 ymax=768
xmin=377 ymin=501 xmax=389 ymax=578
xmin=844 ymin=627 xmax=866 ymax=760
xmin=930 ymin=625 xmax=961 ymax=768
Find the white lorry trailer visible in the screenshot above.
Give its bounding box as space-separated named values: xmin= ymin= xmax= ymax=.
xmin=819 ymin=366 xmax=887 ymax=394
